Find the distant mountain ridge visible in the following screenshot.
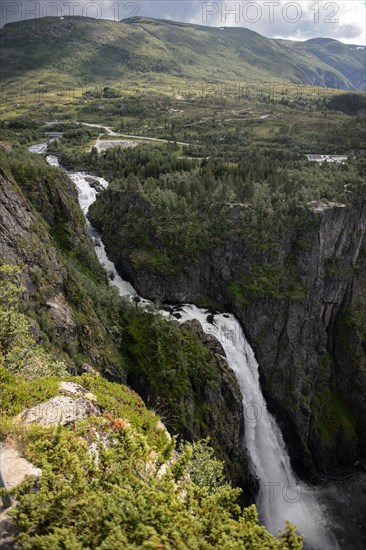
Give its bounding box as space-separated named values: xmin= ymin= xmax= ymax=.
xmin=276 ymin=36 xmax=366 ymax=91
xmin=1 ymin=16 xmax=365 ymax=91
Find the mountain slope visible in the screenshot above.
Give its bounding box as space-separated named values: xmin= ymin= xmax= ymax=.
xmin=277 ymin=37 xmax=366 ymax=91
xmin=0 ymin=16 xmax=364 ymax=90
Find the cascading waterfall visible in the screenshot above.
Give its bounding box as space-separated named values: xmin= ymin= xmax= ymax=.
xmin=31 ymin=148 xmax=338 ymax=549
xmin=175 ymin=306 xmax=337 ymax=550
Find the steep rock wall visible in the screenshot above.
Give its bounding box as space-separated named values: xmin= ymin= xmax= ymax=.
xmin=0 ymin=165 xmax=124 ymax=378
xmin=90 ymin=189 xmax=366 ymax=476
xmin=127 ymin=318 xmax=255 ymax=502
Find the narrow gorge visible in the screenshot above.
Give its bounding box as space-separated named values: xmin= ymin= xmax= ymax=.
xmin=1 ymin=12 xmax=366 ymax=550
xmin=89 ymin=180 xmax=366 ymax=478
xmin=40 ymin=150 xmax=364 ymax=549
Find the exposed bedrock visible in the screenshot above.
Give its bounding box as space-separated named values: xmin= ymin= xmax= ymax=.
xmin=90 ymin=189 xmax=366 ymax=477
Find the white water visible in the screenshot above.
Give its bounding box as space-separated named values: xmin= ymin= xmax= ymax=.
xmin=46 ymin=155 xmax=137 ymax=297
xmin=174 ymin=306 xmax=337 ymax=550
xmin=31 ymin=146 xmax=338 ymax=548
xmin=28 ymin=142 xmax=48 ymax=154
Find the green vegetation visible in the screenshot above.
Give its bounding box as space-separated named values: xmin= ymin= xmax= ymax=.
xmin=0 ymin=145 xmax=102 ymax=277
xmin=1 ymin=16 xmax=364 ymax=101
xmin=313 ymin=388 xmax=358 ymax=449
xmin=0 ymin=367 xmax=60 ymax=417
xmin=1 ymin=145 xmax=135 ymax=379
xmin=81 ymin=137 xmax=364 ymax=304
xmin=0 ymin=369 xmax=169 ymax=454
xmin=0 ymin=143 xmax=250 ymax=485
xmin=122 ymin=309 xmax=220 ymax=415
xmin=0 ymin=381 xmax=302 ymax=549
xmin=228 ymin=264 xmax=305 ymax=302
xmin=0 ymin=264 xmax=68 ymax=378
xmin=0 ymin=13 xmax=365 ymax=546
xmin=0 ymin=264 xmax=302 ymax=549
xmin=0 ymin=152 xmax=245 ymax=467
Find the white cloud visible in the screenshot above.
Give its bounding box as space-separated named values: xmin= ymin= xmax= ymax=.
xmin=186 ymin=1 xmax=366 ymax=44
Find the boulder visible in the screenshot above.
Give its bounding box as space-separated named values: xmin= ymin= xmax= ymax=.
xmin=15 ymin=395 xmax=100 ymax=426
xmin=0 ymin=442 xmax=41 ymax=492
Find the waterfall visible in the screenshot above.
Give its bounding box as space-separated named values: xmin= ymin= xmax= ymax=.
xmin=38 ymin=150 xmax=338 ymax=548
xmin=173 ymin=305 xmax=337 ymax=550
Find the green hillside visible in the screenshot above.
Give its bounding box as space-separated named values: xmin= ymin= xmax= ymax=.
xmin=0 ymin=16 xmax=364 ymax=92
xmin=277 ymin=37 xmax=365 ymax=91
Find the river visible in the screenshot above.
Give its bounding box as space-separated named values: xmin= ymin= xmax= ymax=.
xmin=28 ymin=143 xmax=366 ymax=549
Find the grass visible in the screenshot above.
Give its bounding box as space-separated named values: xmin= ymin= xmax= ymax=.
xmin=0 ymin=367 xmax=169 ymax=452
xmin=1 ymin=15 xmax=364 ymax=115
xmin=226 ymin=282 xmax=249 ymax=306
xmin=315 ymin=388 xmax=357 ymax=448
xmin=1 ymin=75 xmax=359 ymax=162
xmin=0 ymin=368 xmax=60 ymax=419
xmin=129 ymin=249 xmax=178 ymax=276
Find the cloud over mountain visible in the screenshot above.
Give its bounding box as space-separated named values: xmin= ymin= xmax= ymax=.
xmin=1 ymin=1 xmax=365 ymax=44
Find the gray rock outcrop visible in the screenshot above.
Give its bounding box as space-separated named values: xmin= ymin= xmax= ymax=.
xmin=90 ymin=186 xmax=366 ymax=475
xmin=15 ymin=395 xmax=100 ymax=426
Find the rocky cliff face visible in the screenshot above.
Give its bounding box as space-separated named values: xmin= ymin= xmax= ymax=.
xmin=127 ymin=317 xmax=256 ymax=502
xmin=0 ymin=162 xmax=125 ymax=379
xmin=0 ymin=167 xmax=68 ymax=308
xmin=0 ymin=158 xmax=253 ymax=496
xmin=90 ymin=189 xmax=366 ymax=476
xmin=237 ymin=195 xmax=366 ymax=474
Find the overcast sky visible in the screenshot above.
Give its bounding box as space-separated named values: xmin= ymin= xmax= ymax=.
xmin=1 ymin=1 xmax=365 ymax=44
